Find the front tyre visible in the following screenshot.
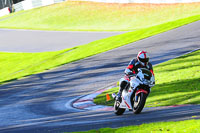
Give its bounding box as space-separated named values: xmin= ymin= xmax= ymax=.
xmin=133 ymin=93 xmax=147 ymax=114
xmin=114 ymin=101 xmax=125 ymax=115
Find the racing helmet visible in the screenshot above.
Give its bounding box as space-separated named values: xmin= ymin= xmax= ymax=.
xmin=137 ymin=51 xmax=149 ymax=66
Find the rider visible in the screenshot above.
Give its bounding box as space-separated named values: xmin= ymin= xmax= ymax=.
xmin=116 ymin=51 xmax=154 ymax=101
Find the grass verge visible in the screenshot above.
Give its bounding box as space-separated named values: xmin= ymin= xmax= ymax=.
xmin=1 ymin=15 xmax=200 ymax=84
xmin=0 ymin=1 xmax=200 ymax=31
xmin=70 ymin=119 xmax=200 ymax=133
xmin=94 ymin=50 xmax=200 ymax=107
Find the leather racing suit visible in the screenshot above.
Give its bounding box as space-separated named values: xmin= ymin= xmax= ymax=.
xmin=118 ymin=58 xmax=154 ymax=95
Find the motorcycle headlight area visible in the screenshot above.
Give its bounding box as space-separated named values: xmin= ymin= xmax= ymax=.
xmin=142 ymin=79 xmax=151 ymax=85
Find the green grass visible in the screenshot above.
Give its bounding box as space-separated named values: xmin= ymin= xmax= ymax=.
xmin=94 ymin=50 xmax=200 ymax=107
xmin=0 ymin=48 xmax=72 ymax=83
xmin=0 ymin=1 xmax=200 ymax=84
xmin=0 ymin=1 xmax=200 ymax=31
xmin=70 ymin=119 xmax=200 ymax=133
xmin=0 ymin=2 xmax=199 ymax=132
xmin=1 ymin=15 xmax=200 ymax=84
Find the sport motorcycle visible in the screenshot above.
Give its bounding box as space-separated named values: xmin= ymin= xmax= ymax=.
xmin=112 ymin=68 xmax=155 ymax=115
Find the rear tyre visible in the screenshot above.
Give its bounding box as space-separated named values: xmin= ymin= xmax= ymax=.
xmin=133 ymin=93 xmax=147 ymax=114
xmin=114 ymin=101 xmax=125 ymax=115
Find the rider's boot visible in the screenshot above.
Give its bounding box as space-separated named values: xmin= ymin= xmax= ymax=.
xmin=116 ymin=86 xmax=123 ymax=102
xmin=116 ymin=92 xmax=122 ymax=102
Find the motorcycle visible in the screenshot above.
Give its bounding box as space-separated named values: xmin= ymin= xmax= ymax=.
xmin=112 ymin=68 xmax=155 ymax=115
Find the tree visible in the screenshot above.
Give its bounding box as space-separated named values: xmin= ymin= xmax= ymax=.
xmin=12 ymin=0 xmax=24 ymax=4
xmin=0 ymin=0 xmax=13 ymax=10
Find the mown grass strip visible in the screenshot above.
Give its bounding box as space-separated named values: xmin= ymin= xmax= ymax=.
xmin=70 ymin=119 xmax=200 ymax=133
xmin=0 ymin=15 xmax=200 ymax=84
xmin=94 ymin=50 xmax=200 ymax=107
xmin=0 ymin=48 xmax=73 ymax=83
xmin=0 ymin=1 xmax=200 ymax=31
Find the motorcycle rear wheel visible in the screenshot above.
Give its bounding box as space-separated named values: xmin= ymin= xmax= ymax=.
xmin=114 ymin=101 xmax=125 ymax=115
xmin=133 ymin=93 xmax=147 ymax=114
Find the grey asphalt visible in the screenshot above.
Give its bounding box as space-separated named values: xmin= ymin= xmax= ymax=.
xmin=0 ymin=29 xmax=125 ymax=52
xmin=0 ymin=20 xmax=200 ymax=133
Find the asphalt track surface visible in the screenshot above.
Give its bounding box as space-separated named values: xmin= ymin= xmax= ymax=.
xmin=0 ymin=21 xmax=200 ymax=133
xmin=0 ymin=29 xmax=124 ymax=52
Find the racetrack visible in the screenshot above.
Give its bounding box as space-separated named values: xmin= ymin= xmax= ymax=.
xmin=0 ymin=21 xmax=200 ymax=133
xmin=0 ymin=29 xmax=124 ymax=52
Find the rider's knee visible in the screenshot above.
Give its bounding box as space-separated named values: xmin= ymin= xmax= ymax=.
xmin=119 ymin=79 xmax=129 ymax=89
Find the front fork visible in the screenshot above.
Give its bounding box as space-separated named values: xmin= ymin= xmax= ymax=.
xmin=135 ymin=94 xmax=139 ymax=102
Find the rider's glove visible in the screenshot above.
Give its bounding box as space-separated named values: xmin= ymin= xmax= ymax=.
xmin=125 ymin=68 xmax=135 ymax=77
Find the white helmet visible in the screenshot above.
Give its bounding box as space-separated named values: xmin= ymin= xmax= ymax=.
xmin=137 ymin=51 xmax=149 ymax=66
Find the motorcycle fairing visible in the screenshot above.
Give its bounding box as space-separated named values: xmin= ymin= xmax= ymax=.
xmin=119 ymin=88 xmax=134 ymax=109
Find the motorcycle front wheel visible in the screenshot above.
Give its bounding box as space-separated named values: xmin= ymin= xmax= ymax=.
xmin=114 ymin=101 xmax=125 ymax=115
xmin=133 ymin=93 xmax=147 ymax=114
